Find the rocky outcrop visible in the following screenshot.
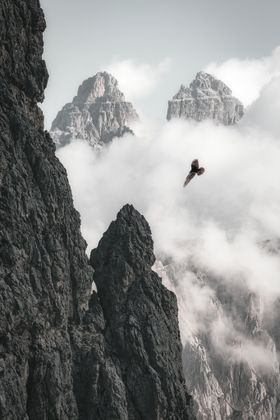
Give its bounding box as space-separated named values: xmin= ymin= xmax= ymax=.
xmin=50 ymin=72 xmax=139 ymax=149
xmin=70 ymin=205 xmax=195 ymax=420
xmin=0 ymin=2 xmax=193 ymax=419
xmin=78 ymin=204 xmax=194 ymax=420
xmin=0 ymin=0 xmax=93 ymax=418
xmin=167 ymin=71 xmax=244 ymax=125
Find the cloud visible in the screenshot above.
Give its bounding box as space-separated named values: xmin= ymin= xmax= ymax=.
xmin=156 ymin=255 xmax=279 ymax=372
xmin=57 ymin=113 xmax=280 ymax=292
xmin=242 ymin=75 xmax=280 ymax=138
xmin=104 ymin=58 xmax=172 ymax=100
xmin=57 ymin=54 xmax=280 ymax=376
xmin=205 ymin=46 xmax=280 ymax=107
xmin=209 ymin=314 xmax=279 ymax=372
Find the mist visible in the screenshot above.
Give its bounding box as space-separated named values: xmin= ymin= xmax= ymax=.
xmin=205 ymin=46 xmax=280 ymax=107
xmin=104 ymin=58 xmax=172 ymax=101
xmin=56 ymin=55 xmax=280 ymax=371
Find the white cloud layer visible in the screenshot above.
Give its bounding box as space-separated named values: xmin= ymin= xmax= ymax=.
xmin=57 ymin=55 xmax=280 ymax=371
xmin=243 ymin=75 xmax=280 ymax=138
xmin=58 ymin=117 xmax=280 ymax=258
xmin=205 ymin=46 xmax=280 ymax=107
xmin=104 ymin=58 xmax=171 ymax=100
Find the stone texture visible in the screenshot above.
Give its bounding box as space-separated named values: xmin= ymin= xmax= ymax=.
xmin=155 ymin=258 xmax=280 ymax=420
xmin=167 ymin=71 xmax=244 ymax=125
xmin=0 ymin=3 xmax=193 ymax=419
xmin=50 ymin=72 xmax=139 ymax=149
xmin=89 ymin=204 xmax=194 ymax=420
xmin=0 ymin=0 xmax=92 ymax=418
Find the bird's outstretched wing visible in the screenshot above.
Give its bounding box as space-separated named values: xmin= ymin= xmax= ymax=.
xmin=191 ymin=159 xmax=199 ymax=171
xmin=183 ymin=171 xmax=196 ymax=187
xmin=197 ymin=167 xmax=205 ymax=176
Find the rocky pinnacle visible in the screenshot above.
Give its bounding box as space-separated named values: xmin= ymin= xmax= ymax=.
xmin=89 ymin=204 xmax=194 ymax=420
xmin=167 ymin=71 xmax=244 ymax=125
xmin=50 ymin=72 xmax=139 ymax=149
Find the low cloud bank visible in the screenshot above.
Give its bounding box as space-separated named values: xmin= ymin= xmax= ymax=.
xmin=57 ymin=54 xmax=280 ymax=371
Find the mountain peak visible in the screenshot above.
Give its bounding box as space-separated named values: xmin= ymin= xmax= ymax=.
xmin=167 ymin=71 xmax=244 ymax=125
xmin=50 ymin=71 xmax=139 ymax=148
xmin=73 ymin=71 xmax=125 ymax=105
xmin=190 ymin=71 xmax=232 ymax=96
xmin=88 ymin=204 xmax=193 ymax=419
xmin=91 ymin=204 xmax=155 ymax=280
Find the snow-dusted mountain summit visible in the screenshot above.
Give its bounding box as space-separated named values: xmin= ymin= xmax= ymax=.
xmin=167 ymin=71 xmax=244 ymax=125
xmin=50 ymin=71 xmax=139 ymax=149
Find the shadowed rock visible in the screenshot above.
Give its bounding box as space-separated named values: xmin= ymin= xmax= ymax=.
xmin=0 ymin=3 xmax=194 ymax=419
xmin=0 ymin=0 xmax=93 ymax=418
xmin=88 ymin=204 xmax=194 ymax=419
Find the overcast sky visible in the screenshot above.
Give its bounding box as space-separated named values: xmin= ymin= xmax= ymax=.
xmin=40 ymin=0 xmax=280 ymax=129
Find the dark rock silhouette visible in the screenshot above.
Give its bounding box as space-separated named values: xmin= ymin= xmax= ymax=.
xmin=0 ymin=1 xmax=194 ymax=418
xmin=0 ymin=0 xmax=92 ymax=417
xmin=88 ymin=204 xmax=194 ymax=419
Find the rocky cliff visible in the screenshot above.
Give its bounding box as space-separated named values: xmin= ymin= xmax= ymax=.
xmin=0 ymin=1 xmax=92 ymax=417
xmin=0 ymin=1 xmax=193 ymax=418
xmin=50 ymin=72 xmax=139 ymax=149
xmin=167 ymin=71 xmax=244 ymax=124
xmin=71 ymin=205 xmax=195 ymax=420
xmin=83 ymin=204 xmax=194 ymax=420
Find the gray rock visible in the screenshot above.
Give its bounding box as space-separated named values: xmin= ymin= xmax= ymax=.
xmin=50 ymin=72 xmax=139 ymax=149
xmin=0 ymin=3 xmax=193 ymax=419
xmin=88 ymin=204 xmax=194 ymax=420
xmin=0 ymin=1 xmax=93 ymax=418
xmin=167 ymin=71 xmax=244 ymax=125
xmin=156 ymin=259 xmax=280 ymax=420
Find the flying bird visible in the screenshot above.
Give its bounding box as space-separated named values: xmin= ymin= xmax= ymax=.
xmin=183 ymin=159 xmax=205 ymax=187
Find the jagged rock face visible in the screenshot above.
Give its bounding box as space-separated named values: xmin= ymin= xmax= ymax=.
xmin=87 ymin=204 xmax=194 ymax=420
xmin=0 ymin=4 xmax=193 ymax=418
xmin=0 ymin=0 xmax=92 ymax=420
xmin=71 ymin=205 xmax=195 ymax=420
xmin=0 ymin=0 xmax=93 ymax=418
xmin=155 ymin=259 xmax=280 ymax=420
xmin=167 ymin=71 xmax=244 ymax=125
xmin=50 ymin=72 xmax=139 ymax=149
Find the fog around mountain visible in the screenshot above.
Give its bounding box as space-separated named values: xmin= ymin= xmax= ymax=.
xmin=56 ymin=60 xmax=280 ymax=416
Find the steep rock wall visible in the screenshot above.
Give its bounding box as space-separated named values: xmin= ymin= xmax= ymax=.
xmin=0 ymin=2 xmax=193 ymax=419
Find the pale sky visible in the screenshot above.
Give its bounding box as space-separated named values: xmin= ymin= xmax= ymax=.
xmin=40 ymin=0 xmax=280 ymax=129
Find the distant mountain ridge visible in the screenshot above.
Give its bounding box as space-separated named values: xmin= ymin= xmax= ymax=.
xmin=167 ymin=71 xmax=244 ymax=125
xmin=50 ymin=71 xmax=139 ymax=148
